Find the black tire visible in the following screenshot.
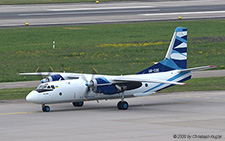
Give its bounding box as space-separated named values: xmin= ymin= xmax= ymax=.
xmin=42 ymin=106 xmax=50 ymax=112
xmin=117 ymin=101 xmax=122 ymax=110
xmin=72 ymin=101 xmax=84 ymax=107
xmin=117 ymin=101 xmax=129 ymax=110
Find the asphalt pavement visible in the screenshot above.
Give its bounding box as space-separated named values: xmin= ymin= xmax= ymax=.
xmin=0 ymin=90 xmax=224 ymax=140
xmin=0 ymin=0 xmax=225 ymax=27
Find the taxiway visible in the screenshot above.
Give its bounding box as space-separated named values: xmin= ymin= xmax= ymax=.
xmin=0 ymin=90 xmax=225 ymax=140
xmin=0 ymin=0 xmax=225 ymax=27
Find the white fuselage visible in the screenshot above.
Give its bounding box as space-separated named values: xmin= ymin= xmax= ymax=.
xmin=26 ymin=70 xmax=192 ymax=104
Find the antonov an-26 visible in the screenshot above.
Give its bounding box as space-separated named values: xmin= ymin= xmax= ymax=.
xmin=21 ymin=27 xmax=216 ymax=112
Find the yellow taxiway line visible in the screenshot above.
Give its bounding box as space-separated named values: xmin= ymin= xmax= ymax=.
xmin=0 ymin=111 xmax=40 ymax=116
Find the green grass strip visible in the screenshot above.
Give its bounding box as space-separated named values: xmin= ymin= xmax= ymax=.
xmin=0 ymin=87 xmax=35 ymax=100
xmin=1 ymin=20 xmax=225 ymax=82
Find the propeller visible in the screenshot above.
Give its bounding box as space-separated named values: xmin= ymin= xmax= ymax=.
xmin=81 ymin=68 xmax=98 ymax=94
xmin=40 ymin=66 xmax=55 ymax=83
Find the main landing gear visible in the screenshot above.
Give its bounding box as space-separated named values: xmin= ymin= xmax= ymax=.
xmin=117 ymin=101 xmax=129 ymax=110
xmin=72 ymin=101 xmax=84 ymax=107
xmin=42 ymin=104 xmax=50 ymax=112
xmin=117 ymin=89 xmax=129 ymax=110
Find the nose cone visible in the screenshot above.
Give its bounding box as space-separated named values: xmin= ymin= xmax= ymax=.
xmin=26 ymin=91 xmax=40 ymax=103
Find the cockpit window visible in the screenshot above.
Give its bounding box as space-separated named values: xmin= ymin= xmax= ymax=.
xmin=35 ymin=84 xmax=55 ymax=93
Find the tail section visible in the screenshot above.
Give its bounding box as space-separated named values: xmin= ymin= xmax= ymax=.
xmin=137 ymin=27 xmax=187 ymax=74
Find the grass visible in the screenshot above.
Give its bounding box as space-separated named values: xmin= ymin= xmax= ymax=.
xmin=1 ymin=77 xmax=225 ymax=100
xmin=0 ymin=20 xmax=225 ymax=82
xmin=0 ymin=87 xmax=35 ymax=100
xmin=0 ymin=0 xmax=133 ymax=5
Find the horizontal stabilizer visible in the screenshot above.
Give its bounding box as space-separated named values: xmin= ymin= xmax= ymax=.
xmin=178 ymin=65 xmax=216 ymax=72
xmin=112 ymin=76 xmax=188 ymax=85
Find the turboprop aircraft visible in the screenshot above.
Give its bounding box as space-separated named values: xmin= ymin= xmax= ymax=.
xmin=25 ymin=27 xmax=216 ymax=112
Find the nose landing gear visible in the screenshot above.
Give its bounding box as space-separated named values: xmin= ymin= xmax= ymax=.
xmin=42 ymin=104 xmax=50 ymax=112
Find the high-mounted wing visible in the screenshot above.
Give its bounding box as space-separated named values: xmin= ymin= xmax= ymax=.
xmin=67 ymin=74 xmax=82 ymax=79
xmin=19 ymin=72 xmax=81 ymax=83
xmin=19 ymin=72 xmax=58 ymax=76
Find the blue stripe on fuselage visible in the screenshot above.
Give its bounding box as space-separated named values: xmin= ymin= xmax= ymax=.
xmin=143 ymin=71 xmax=190 ymax=93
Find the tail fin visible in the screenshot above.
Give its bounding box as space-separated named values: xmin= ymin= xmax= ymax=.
xmin=137 ymin=27 xmax=187 ymax=74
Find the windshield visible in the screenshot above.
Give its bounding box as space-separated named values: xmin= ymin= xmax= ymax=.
xmin=36 ymin=84 xmax=55 ymax=93
xmin=37 ymin=84 xmax=55 ymax=90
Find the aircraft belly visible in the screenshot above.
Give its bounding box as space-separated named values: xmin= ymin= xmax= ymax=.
xmin=81 ymin=93 xmax=135 ymax=101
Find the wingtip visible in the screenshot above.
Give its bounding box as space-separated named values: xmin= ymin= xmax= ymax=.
xmin=209 ymin=65 xmax=217 ymax=68
xmin=183 ymin=83 xmax=188 ymax=85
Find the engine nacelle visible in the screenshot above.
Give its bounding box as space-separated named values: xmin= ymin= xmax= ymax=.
xmin=91 ymin=77 xmax=117 ymax=95
xmin=41 ymin=74 xmax=65 ymax=83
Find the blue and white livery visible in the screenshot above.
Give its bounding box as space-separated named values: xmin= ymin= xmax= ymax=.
xmin=24 ymin=27 xmax=216 ymax=112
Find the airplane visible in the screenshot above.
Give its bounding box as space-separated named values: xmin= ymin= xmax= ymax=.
xmin=24 ymin=27 xmax=216 ymax=112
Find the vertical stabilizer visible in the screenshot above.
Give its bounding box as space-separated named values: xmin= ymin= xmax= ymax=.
xmin=137 ymin=27 xmax=187 ymax=74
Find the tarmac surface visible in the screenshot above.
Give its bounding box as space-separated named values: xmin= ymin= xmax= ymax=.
xmin=0 ymin=0 xmax=225 ymax=27
xmin=0 ymin=90 xmax=225 ymax=140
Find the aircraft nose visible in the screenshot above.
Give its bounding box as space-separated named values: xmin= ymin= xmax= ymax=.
xmin=26 ymin=91 xmax=39 ymax=103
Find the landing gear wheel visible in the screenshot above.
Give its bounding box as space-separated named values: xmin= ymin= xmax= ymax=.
xmin=117 ymin=101 xmax=122 ymax=109
xmin=117 ymin=101 xmax=129 ymax=110
xmin=72 ymin=101 xmax=84 ymax=107
xmin=42 ymin=105 xmax=50 ymax=112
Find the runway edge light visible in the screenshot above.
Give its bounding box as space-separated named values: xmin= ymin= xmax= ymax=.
xmin=96 ymin=1 xmax=99 ymax=4
xmin=25 ymin=23 xmax=29 ymax=26
xmin=178 ymin=16 xmax=182 ymax=20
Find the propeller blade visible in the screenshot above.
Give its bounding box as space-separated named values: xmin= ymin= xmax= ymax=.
xmin=81 ymin=74 xmax=88 ymax=82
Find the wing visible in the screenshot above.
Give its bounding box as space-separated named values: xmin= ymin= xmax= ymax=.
xmin=19 ymin=72 xmax=60 ymax=76
xmin=112 ymin=76 xmax=187 ymax=85
xmin=19 ymin=72 xmax=82 ymax=79
xmin=67 ymin=74 xmax=82 ymax=79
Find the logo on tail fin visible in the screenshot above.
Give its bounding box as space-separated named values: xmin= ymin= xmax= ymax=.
xmin=137 ymin=27 xmax=187 ymax=74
